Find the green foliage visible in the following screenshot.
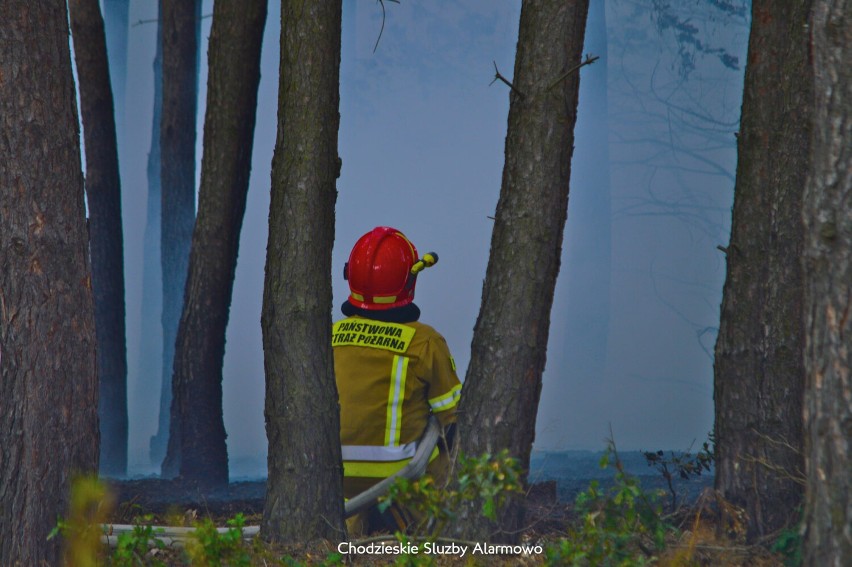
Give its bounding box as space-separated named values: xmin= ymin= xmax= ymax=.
xmin=379 ymin=449 xmax=524 ymax=538
xmin=185 ymin=513 xmax=251 ymax=567
xmin=391 ymin=532 xmax=434 ymax=567
xmin=111 ymin=515 xmax=167 ymax=567
xmin=48 ymin=476 xmax=115 ymax=567
xmin=457 ymin=450 xmax=524 ymax=521
xmin=643 ymin=433 xmax=714 ymax=511
xmin=46 ymin=518 xmax=70 ymax=543
xmin=280 ymin=550 xmax=345 ymax=566
xmin=771 ymin=524 xmax=803 ymax=567
xmin=546 ymin=446 xmax=672 ymax=566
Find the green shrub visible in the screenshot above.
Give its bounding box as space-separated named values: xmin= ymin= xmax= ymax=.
xmin=379 ymin=448 xmax=524 ymax=538
xmin=111 ymin=515 xmax=167 ymax=567
xmin=546 ymin=446 xmax=672 ymax=566
xmin=48 ymin=476 xmax=115 ymax=567
xmin=185 ymin=513 xmax=251 ymax=567
xmin=771 ymin=524 xmax=803 ymax=567
xmin=643 ymin=433 xmax=714 ymax=512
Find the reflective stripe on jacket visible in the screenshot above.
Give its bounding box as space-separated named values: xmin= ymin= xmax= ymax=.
xmin=333 ymin=316 xmax=461 ymax=480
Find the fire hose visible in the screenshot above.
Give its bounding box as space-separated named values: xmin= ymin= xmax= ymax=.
xmin=101 ymin=417 xmax=442 ymax=546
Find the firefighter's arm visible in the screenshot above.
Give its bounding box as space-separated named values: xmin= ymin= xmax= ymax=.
xmin=425 ymin=335 xmax=462 ymax=428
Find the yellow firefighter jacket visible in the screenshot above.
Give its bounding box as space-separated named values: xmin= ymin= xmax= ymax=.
xmin=332 ymin=315 xmax=461 ymax=495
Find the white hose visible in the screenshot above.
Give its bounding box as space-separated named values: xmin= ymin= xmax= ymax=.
xmin=101 ymin=418 xmax=441 ymax=547
xmin=101 ymin=524 xmax=259 ymax=547
xmin=344 ymin=416 xmax=441 ymax=517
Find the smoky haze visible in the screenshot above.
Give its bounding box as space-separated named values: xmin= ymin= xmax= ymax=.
xmin=112 ymin=1 xmax=749 ymax=477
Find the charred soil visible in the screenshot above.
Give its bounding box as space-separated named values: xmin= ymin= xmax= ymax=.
xmin=101 ymin=479 xmax=788 ymax=566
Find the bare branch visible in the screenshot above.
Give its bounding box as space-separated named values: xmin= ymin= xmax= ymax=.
xmin=373 ymin=0 xmax=400 ymax=53
xmin=489 ymin=61 xmax=524 ymax=99
xmin=547 ymin=53 xmax=599 ymax=91
xmin=132 ymin=17 xmax=159 ymax=27
xmin=132 ymin=13 xmax=211 ymax=27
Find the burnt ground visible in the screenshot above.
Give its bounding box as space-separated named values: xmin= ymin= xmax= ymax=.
xmin=100 ymin=478 xmax=787 ymax=566
xmin=104 ymin=478 xmax=269 ymax=525
xmin=102 ymin=473 xmax=708 ymax=529
xmin=103 ymin=449 xmax=716 ymax=526
xmin=102 ymin=477 xmax=568 ymax=532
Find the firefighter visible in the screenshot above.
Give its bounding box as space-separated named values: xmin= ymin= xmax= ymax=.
xmin=333 ymin=226 xmax=462 ymax=533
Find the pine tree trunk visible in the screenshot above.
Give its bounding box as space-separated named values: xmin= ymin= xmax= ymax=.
xmin=163 ymin=0 xmax=267 ymax=488
xmin=260 ymin=0 xmax=345 ymax=543
xmin=802 ymin=0 xmax=852 ymax=563
xmin=712 ymin=0 xmax=811 ymax=539
xmin=157 ymin=0 xmax=200 ymax=477
xmin=145 ymin=0 xmax=166 ymax=467
xmin=69 ymin=0 xmax=129 ymax=478
xmin=103 ymin=0 xmax=129 ymax=149
xmin=0 ymin=2 xmax=99 ymax=563
xmin=558 ymin=0 xmax=611 ymax=384
xmin=455 ymin=0 xmax=589 ymax=542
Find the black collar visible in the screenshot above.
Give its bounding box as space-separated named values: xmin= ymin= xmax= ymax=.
xmin=341 ymin=301 xmax=421 ymax=323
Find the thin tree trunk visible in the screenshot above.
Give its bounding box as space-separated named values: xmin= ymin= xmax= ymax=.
xmin=713 ymin=0 xmax=811 ymax=539
xmin=260 ymin=0 xmax=345 ymax=543
xmin=69 ymin=0 xmax=129 ymax=478
xmin=103 ymin=0 xmax=129 ymax=149
xmin=559 ymin=0 xmax=611 ymax=387
xmin=145 ymin=1 xmax=167 ymax=467
xmin=157 ymin=0 xmax=201 ymax=477
xmin=802 ymin=1 xmax=852 ymax=564
xmin=455 ymin=0 xmax=589 ymax=542
xmin=163 ymin=0 xmax=267 ymax=487
xmin=0 ymin=2 xmax=99 ymax=563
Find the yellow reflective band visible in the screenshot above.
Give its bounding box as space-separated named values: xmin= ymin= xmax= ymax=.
xmin=343 ymin=447 xmax=440 ymax=478
xmin=331 ymin=318 xmax=416 ymax=354
xmin=350 ymin=292 xmax=364 ymax=301
xmin=385 ymin=355 xmax=408 ymax=446
xmin=428 ymin=384 xmax=461 ymax=413
xmin=372 ymin=294 xmax=397 ymax=304
xmin=450 ymin=355 xmax=456 ymax=372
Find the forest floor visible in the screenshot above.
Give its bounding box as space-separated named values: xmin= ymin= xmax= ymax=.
xmin=106 ymin=477 xmax=267 ymax=526
xmin=100 ymin=478 xmax=790 ymax=566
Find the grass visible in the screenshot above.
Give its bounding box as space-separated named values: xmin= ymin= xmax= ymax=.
xmin=53 ymin=450 xmax=793 ymax=566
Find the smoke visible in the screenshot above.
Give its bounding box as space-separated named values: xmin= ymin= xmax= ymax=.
xmin=111 ymin=0 xmax=748 ymax=477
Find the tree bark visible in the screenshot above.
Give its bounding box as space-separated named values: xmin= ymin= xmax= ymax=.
xmin=455 ymin=0 xmax=588 ymax=542
xmin=712 ymin=0 xmax=812 ymax=539
xmin=260 ymin=0 xmax=345 ymax=543
xmin=156 ymin=0 xmax=201 ymax=476
xmin=802 ymin=1 xmax=852 ymax=564
xmin=163 ymin=0 xmax=267 ymax=487
xmin=69 ymin=0 xmax=129 ymax=478
xmin=0 ymin=2 xmax=99 ymax=564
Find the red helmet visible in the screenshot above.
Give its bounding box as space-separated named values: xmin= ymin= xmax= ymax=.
xmin=344 ymin=227 xmax=419 ymax=310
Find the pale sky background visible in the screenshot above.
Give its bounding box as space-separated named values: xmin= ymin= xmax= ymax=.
xmin=112 ymin=1 xmax=750 ymax=476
